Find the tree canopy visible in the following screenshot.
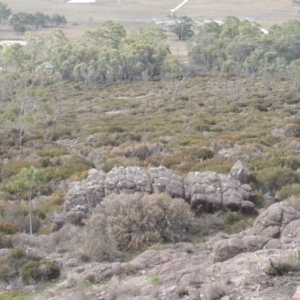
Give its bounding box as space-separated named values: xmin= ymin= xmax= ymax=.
xmin=189 ymin=17 xmax=300 ymax=76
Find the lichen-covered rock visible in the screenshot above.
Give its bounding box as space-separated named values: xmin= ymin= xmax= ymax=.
xmin=249 ymin=202 xmax=300 ymax=238
xmin=74 ymin=262 xmax=122 ymax=282
xmin=242 ymin=235 xmax=271 ymax=252
xmin=64 ymin=206 xmax=87 ymax=226
xmin=210 ymin=237 xmax=247 ymax=263
xmin=51 ymin=215 xmax=65 ymax=232
xmin=281 ymin=219 xmax=300 ymax=243
xmin=149 ymin=166 xmax=184 ymax=198
xmin=184 ymin=171 xmax=255 ymax=214
xmin=64 ymin=169 xmax=105 ymax=213
xmin=59 ymin=164 xmax=258 ymax=230
xmin=104 ymin=166 xmax=152 ymax=196
xmin=230 ymin=160 xmax=251 ymax=184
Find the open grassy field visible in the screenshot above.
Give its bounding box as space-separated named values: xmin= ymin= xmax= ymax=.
xmin=3 ymin=0 xmax=300 ymax=40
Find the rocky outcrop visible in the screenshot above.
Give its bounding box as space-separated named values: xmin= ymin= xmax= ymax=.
xmin=58 ymin=162 xmax=257 ymax=229
xmin=210 ymin=237 xmax=247 ymax=263
xmin=104 ymin=166 xmax=152 ymax=196
xmin=211 ymin=202 xmax=300 ymax=263
xmin=150 ymin=166 xmax=184 ymax=199
xmin=249 ymin=201 xmax=300 ymax=238
xmin=64 ymin=168 xmax=105 ymax=214
xmin=184 ymin=171 xmax=255 ymax=214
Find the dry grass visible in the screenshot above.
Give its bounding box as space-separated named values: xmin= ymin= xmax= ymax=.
xmin=2 ymin=0 xmax=298 ymax=43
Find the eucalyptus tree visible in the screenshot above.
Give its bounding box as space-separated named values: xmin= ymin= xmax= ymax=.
xmin=0 ymin=2 xmax=11 ymax=24
xmin=24 ymin=29 xmax=70 ymax=74
xmin=51 ymin=14 xmax=67 ymax=27
xmin=169 ymin=14 xmax=194 ymax=40
xmin=288 ymin=59 xmax=300 ymax=91
xmin=6 ymin=167 xmax=45 ymax=235
xmin=1 ymin=43 xmax=29 ymax=71
xmin=268 ymin=20 xmax=300 ymax=63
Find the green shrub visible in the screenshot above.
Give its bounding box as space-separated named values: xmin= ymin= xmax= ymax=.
xmin=0 ymin=221 xmax=19 ymax=235
xmin=46 ymin=156 xmax=94 ymax=181
xmin=264 ymin=261 xmax=293 ymax=276
xmin=108 ymin=126 xmax=124 ymax=133
xmin=224 ymin=211 xmax=242 ymax=224
xmin=21 ymin=260 xmax=60 ymax=284
xmin=277 ymin=184 xmax=300 ymax=200
xmin=253 ymin=167 xmax=300 ymax=193
xmin=0 ymin=234 xmax=13 ymax=248
xmin=1 ymin=161 xmax=31 ymax=178
xmin=149 ymin=275 xmax=162 ymax=285
xmin=255 ymin=104 xmax=268 ymax=112
xmin=37 ymin=149 xmax=69 ymax=157
xmin=91 ymin=193 xmax=195 ymax=250
xmin=195 ymin=123 xmax=210 ymax=132
xmin=8 ymin=247 xmax=26 ymax=260
xmin=0 ymin=264 xmax=9 ymax=282
xmin=95 ymin=138 xmax=120 ymax=147
xmin=34 ymin=193 xmax=64 ymax=219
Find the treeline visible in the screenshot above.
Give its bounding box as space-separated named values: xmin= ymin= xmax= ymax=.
xmin=1 ymin=16 xmax=300 ymax=85
xmin=0 ymin=21 xmax=170 ymax=83
xmin=0 ymin=2 xmax=67 ymax=34
xmin=189 ymin=16 xmax=300 ymax=82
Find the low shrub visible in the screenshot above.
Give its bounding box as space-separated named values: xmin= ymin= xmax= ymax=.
xmin=122 ymin=263 xmax=139 ymax=276
xmin=90 ymin=193 xmax=195 ymax=250
xmin=37 ymin=148 xmax=69 ymax=158
xmin=161 ymin=147 xmax=214 ymax=169
xmin=176 ymin=285 xmax=189 ymax=298
xmin=21 ymin=260 xmax=60 ymax=284
xmin=46 ymin=156 xmax=94 ymax=182
xmin=8 ymin=247 xmax=26 ymax=261
xmin=195 ymin=123 xmax=210 ymax=132
xmin=0 ymin=264 xmax=9 ymax=282
xmin=149 ymin=275 xmax=162 ymax=285
xmin=107 ymin=280 xmax=140 ymax=300
xmin=0 ymin=160 xmax=31 ymax=178
xmin=0 ymin=221 xmax=19 ymax=235
xmin=277 ymin=184 xmax=300 ymax=200
xmin=77 ymin=237 xmax=118 ymax=262
xmin=108 ymin=126 xmax=124 ymax=133
xmin=207 ymin=282 xmax=230 ymax=300
xmin=252 ymin=167 xmax=300 ymax=193
xmin=284 ymin=195 xmax=300 ymax=211
xmin=0 ymin=234 xmax=13 ymax=248
xmin=123 ymin=143 xmax=167 ymax=160
xmin=224 ymin=211 xmax=243 ymax=225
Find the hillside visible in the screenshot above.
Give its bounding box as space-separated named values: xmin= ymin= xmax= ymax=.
xmin=2 ymin=4 xmax=300 ymax=299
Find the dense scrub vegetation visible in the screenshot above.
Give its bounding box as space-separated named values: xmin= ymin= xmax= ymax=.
xmin=1 ymin=17 xmax=300 ymax=294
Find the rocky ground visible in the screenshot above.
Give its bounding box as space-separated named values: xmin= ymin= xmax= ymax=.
xmin=2 ymin=201 xmax=300 ymax=300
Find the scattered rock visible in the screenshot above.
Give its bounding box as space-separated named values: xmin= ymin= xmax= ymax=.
xmin=210 ymin=237 xmax=247 ymax=263
xmin=249 ymin=202 xmax=300 ymax=238
xmin=230 ymin=160 xmax=251 ymax=184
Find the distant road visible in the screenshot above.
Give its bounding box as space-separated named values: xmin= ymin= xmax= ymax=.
xmin=170 ymin=0 xmax=189 ymax=13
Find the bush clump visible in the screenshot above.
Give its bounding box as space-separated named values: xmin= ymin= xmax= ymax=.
xmin=91 ymin=193 xmax=195 ymax=250
xmin=277 ymin=184 xmax=300 ymax=200
xmin=0 ymin=221 xmax=19 ymax=235
xmin=253 ymin=167 xmax=300 ymax=193
xmin=46 ymin=156 xmax=94 ymax=182
xmin=21 ymin=260 xmax=60 ymax=284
